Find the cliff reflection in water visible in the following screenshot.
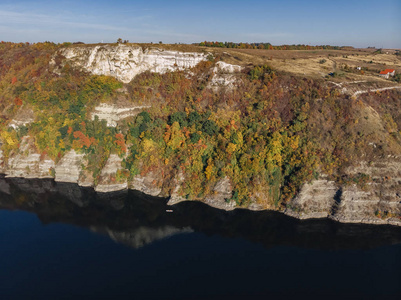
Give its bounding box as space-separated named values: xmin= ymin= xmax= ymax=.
xmin=1 ymin=175 xmax=401 ymax=250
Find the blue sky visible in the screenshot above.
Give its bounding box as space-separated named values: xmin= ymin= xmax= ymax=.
xmin=0 ymin=0 xmax=400 ymax=48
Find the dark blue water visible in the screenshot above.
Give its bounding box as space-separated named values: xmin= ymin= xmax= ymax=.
xmin=0 ymin=177 xmax=401 ymax=299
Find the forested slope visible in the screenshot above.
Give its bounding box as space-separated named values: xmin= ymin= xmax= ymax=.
xmin=1 ymin=42 xmax=401 ymax=225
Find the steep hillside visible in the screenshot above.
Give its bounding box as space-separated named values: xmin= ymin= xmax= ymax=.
xmin=1 ymin=41 xmax=401 ymax=226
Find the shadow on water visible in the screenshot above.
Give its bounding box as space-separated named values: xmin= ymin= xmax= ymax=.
xmin=1 ymin=175 xmax=401 ymax=250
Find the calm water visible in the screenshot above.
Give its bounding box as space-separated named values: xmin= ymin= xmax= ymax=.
xmin=1 ymin=176 xmax=401 ymax=299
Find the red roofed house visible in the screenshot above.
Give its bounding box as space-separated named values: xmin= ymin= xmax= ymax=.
xmin=379 ymin=69 xmax=396 ymax=79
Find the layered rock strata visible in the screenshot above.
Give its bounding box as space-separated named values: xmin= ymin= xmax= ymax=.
xmin=1 ymin=145 xmax=401 ymax=226
xmin=91 ymin=103 xmax=151 ymax=127
xmin=4 ymin=137 xmax=54 ymax=179
xmin=54 ymin=150 xmax=85 ymax=183
xmin=284 ymin=179 xmax=338 ymax=219
xmin=285 ymin=160 xmax=401 ymax=226
xmin=95 ymin=154 xmax=127 ymax=193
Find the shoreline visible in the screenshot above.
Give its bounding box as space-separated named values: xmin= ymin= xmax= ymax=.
xmin=1 ymin=173 xmax=400 ymax=228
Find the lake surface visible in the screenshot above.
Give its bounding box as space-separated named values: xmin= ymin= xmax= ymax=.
xmin=1 ymin=176 xmax=401 ymax=299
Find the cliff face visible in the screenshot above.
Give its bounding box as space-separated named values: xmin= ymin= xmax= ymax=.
xmin=208 ymin=61 xmax=244 ymax=90
xmin=2 ymin=43 xmax=401 ymax=227
xmin=1 ymin=134 xmax=401 ymax=226
xmin=285 ymin=159 xmax=401 ymax=226
xmin=4 ymin=136 xmax=54 ymax=179
xmin=95 ymin=154 xmax=127 ymax=193
xmin=51 ymin=44 xmax=208 ymax=83
xmin=54 ymin=150 xmax=85 ymax=183
xmin=168 ymin=175 xmax=236 ymax=211
xmin=130 ymin=171 xmax=163 ymax=197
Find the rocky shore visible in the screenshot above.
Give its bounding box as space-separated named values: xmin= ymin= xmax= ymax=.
xmin=1 ymin=143 xmax=401 ymax=227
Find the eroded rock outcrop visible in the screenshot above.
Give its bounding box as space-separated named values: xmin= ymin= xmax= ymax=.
xmin=95 ymin=154 xmax=127 ymax=193
xmin=213 ymin=61 xmax=243 ymax=73
xmin=52 ymin=44 xmax=208 ymax=83
xmin=91 ymin=103 xmax=151 ymax=127
xmin=2 ymin=134 xmax=401 ymax=226
xmin=130 ymin=171 xmax=163 ymax=197
xmin=167 ymin=170 xmax=187 ymax=205
xmin=6 ymin=153 xmax=54 ymax=179
xmin=204 ymin=176 xmax=236 ymax=211
xmin=331 ymin=160 xmax=401 ymax=226
xmin=209 ymin=61 xmax=243 ymax=90
xmin=284 ymin=160 xmax=401 ymax=226
xmin=2 ymin=149 xmax=401 ymax=225
xmin=168 ymin=175 xmax=236 ymax=211
xmin=331 ymin=185 xmax=381 ymax=224
xmin=77 ymin=169 xmax=94 ymax=187
xmin=54 ymin=150 xmax=84 ymax=183
xmin=285 ymin=179 xmax=338 ymax=219
xmin=5 ymin=136 xmax=55 ymax=179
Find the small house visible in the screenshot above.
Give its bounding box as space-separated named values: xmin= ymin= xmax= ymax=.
xmin=379 ymin=69 xmax=396 ymax=79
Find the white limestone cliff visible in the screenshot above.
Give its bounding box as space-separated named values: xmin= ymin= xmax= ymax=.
xmin=51 ymin=44 xmax=209 ymax=83
xmin=209 ymin=61 xmax=243 ymax=90
xmin=213 ymin=61 xmax=243 ymax=73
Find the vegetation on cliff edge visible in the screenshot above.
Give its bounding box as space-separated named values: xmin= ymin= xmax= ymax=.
xmin=1 ymin=42 xmax=401 ymax=209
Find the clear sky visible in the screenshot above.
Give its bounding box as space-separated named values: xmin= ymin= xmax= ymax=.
xmin=0 ymin=0 xmax=400 ymax=48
